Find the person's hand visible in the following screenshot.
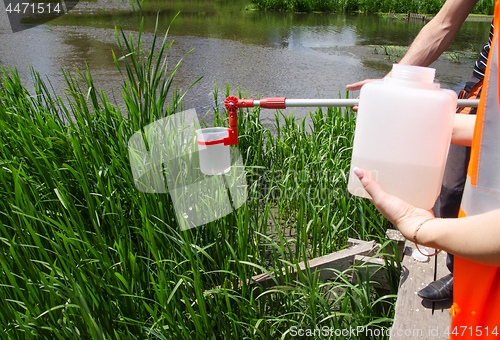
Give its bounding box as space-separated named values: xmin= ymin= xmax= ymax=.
xmin=352 ymin=167 xmax=435 ymax=241
xmin=345 ymin=79 xmax=382 ymax=92
xmin=345 ymin=79 xmax=383 ymax=111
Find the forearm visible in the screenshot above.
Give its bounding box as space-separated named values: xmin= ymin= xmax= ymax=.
xmin=347 ymin=0 xmax=478 ymax=91
xmin=398 ymin=0 xmax=478 ymax=67
xmin=398 ymin=20 xmax=454 ymax=67
xmin=417 ymin=209 xmax=500 ymax=266
xmin=451 ymin=114 xmax=475 ymax=146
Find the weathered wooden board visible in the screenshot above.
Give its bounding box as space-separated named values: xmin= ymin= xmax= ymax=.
xmin=249 ymin=233 xmax=404 ymax=295
xmin=431 ymin=250 xmax=453 ymax=335
xmin=385 ymin=229 xmax=406 ymax=261
xmin=250 ymin=239 xmax=375 ymax=291
xmin=390 ymin=242 xmax=452 ymax=340
xmin=407 ymin=12 xmax=430 ymax=21
xmin=352 ymin=255 xmax=391 ymax=291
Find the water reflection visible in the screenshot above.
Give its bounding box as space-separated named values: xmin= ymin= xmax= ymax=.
xmin=0 ymin=0 xmax=491 ymax=122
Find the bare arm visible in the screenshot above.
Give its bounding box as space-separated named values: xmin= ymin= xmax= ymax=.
xmin=451 ymin=114 xmax=476 ymax=146
xmin=353 ymin=168 xmax=500 ymax=266
xmin=417 ymin=210 xmax=500 ymax=266
xmin=346 ymin=0 xmax=479 ymax=92
xmin=397 ymin=0 xmax=478 ymax=67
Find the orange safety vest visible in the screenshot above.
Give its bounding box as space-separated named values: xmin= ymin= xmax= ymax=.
xmin=451 ymin=0 xmax=500 ymax=338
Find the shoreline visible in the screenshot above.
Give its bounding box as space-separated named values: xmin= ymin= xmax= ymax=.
xmin=246 ymin=5 xmax=494 ymax=21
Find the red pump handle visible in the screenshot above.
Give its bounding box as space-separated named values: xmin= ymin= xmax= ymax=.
xmin=259 ymin=97 xmax=286 ymax=109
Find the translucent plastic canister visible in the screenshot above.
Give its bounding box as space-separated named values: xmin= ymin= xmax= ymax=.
xmin=196 ymin=127 xmax=231 ymax=175
xmin=348 ymin=64 xmax=457 ymax=209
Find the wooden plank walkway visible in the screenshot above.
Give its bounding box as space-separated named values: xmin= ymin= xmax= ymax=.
xmin=247 ymin=231 xmax=453 ymax=339
xmin=250 ymin=239 xmax=377 ymax=293
xmin=390 ymin=241 xmax=452 ymax=339
xmin=406 ymin=12 xmax=431 ymax=21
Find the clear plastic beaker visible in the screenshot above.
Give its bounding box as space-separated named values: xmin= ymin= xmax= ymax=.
xmin=196 ymin=127 xmax=231 ymax=175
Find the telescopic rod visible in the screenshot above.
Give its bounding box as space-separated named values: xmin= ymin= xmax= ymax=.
xmin=222 ymin=96 xmax=479 ymax=145
xmin=237 ymin=97 xmax=479 ymax=109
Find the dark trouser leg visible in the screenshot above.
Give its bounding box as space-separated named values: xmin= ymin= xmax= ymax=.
xmin=436 ymin=77 xmax=480 ymax=273
xmin=418 ymin=145 xmax=470 ymax=301
xmin=419 ymin=78 xmax=479 ymax=301
xmin=436 ymin=144 xmax=471 ymax=273
xmin=447 ymin=252 xmax=454 ymax=273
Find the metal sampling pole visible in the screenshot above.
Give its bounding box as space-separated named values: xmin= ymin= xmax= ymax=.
xmin=222 ymin=96 xmax=480 ymax=145
xmin=235 ymin=97 xmax=480 ymax=109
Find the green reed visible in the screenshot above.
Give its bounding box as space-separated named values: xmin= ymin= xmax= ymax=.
xmin=0 ymin=15 xmax=399 ymax=339
xmin=250 ymin=0 xmax=494 ymax=15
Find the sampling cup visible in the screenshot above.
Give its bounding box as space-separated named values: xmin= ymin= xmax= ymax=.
xmin=196 ymin=127 xmax=231 ymax=175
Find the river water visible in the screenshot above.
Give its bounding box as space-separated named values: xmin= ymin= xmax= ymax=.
xmin=0 ymin=0 xmax=492 ymax=122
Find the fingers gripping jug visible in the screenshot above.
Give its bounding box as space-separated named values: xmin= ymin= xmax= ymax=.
xmin=348 ymin=64 xmax=457 ymax=209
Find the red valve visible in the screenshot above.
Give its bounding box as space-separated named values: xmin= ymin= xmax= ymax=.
xmin=222 ymin=97 xmax=257 ymax=145
xmin=224 ymin=96 xmax=239 ymax=111
xmin=224 ymin=96 xmax=239 ymax=146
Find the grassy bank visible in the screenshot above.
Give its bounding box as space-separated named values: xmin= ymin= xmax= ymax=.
xmin=0 ymin=18 xmax=399 ymax=339
xmin=250 ymin=0 xmax=494 ymax=15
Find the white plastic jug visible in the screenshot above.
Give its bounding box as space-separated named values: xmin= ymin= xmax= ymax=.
xmin=348 ymin=64 xmax=457 ymax=209
xmin=196 ymin=127 xmax=231 ymax=175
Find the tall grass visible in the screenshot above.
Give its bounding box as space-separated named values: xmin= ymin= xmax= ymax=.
xmin=251 ymin=0 xmax=494 ymax=15
xmin=0 ymin=15 xmax=399 ymax=339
